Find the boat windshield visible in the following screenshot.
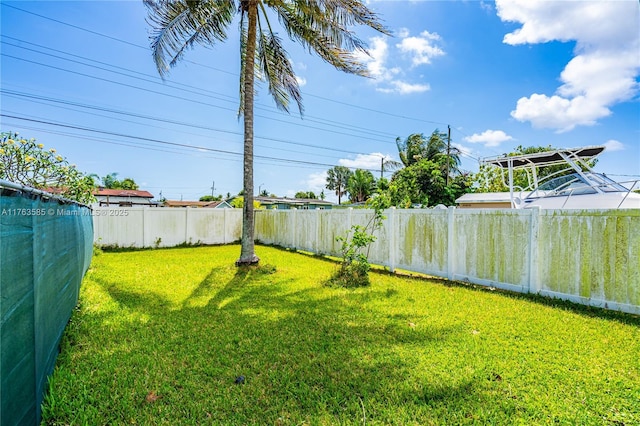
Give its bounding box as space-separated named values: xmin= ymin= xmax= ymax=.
xmin=534 ymin=173 xmax=628 ymax=196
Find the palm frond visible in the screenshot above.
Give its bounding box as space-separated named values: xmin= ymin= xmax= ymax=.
xmin=271 ymin=0 xmax=388 ymax=77
xmin=145 ymin=0 xmax=236 ymax=77
xmin=258 ymin=29 xmax=303 ymax=114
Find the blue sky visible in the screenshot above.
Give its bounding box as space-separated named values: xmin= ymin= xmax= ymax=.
xmin=1 ymin=0 xmax=639 ymax=202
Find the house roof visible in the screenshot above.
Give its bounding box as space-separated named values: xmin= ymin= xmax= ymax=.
xmin=164 ymin=200 xmax=231 ymax=208
xmin=94 ymin=188 xmax=154 ymax=198
xmin=255 ymin=196 xmax=334 ymax=205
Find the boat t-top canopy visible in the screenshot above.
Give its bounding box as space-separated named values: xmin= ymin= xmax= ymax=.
xmin=480 ymin=145 xmax=607 ymax=208
xmin=483 ymin=146 xmax=605 ymax=169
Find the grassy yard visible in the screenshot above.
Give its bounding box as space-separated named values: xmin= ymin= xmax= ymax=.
xmin=42 ymin=245 xmax=639 ymax=425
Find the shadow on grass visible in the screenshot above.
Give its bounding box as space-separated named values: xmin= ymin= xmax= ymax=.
xmin=51 ymin=244 xmax=639 ymax=425
xmin=70 ymin=260 xmax=490 ymax=425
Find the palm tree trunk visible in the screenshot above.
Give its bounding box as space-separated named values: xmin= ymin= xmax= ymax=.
xmin=237 ymin=0 xmax=259 ymax=266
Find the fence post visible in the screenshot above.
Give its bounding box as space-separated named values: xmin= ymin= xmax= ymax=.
xmin=387 ymin=207 xmax=396 ymax=273
xmin=528 ymin=206 xmax=540 ymax=294
xmin=142 ymin=207 xmax=146 ymax=248
xmin=316 ymin=208 xmax=321 ymax=254
xmin=223 ymin=208 xmax=227 ymax=244
xmin=185 ymin=206 xmax=189 ymax=245
xmin=447 ymin=206 xmax=456 ymax=280
xmin=291 ymin=208 xmax=297 ymax=249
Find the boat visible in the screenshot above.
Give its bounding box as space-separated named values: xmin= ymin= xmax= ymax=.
xmin=456 ymin=146 xmax=640 ymax=209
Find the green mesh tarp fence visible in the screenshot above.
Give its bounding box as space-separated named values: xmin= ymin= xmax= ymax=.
xmin=1 ymin=183 xmax=93 ymax=426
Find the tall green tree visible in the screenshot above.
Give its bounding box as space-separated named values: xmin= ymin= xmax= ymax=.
xmin=347 ymin=168 xmax=375 ymax=203
xmin=294 ymin=191 xmax=316 ymax=199
xmin=101 ymin=172 xmax=119 ymax=189
xmin=388 ymin=157 xmax=472 ymax=207
xmin=146 ymin=0 xmax=388 ymax=265
xmin=326 ymin=165 xmax=353 ymax=205
xmin=100 ymin=173 xmax=139 ymax=190
xmin=119 ymin=177 xmax=139 ymax=190
xmin=396 ymin=130 xmax=461 ymax=176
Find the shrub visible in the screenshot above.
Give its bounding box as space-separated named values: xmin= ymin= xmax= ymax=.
xmin=0 ymin=131 xmax=95 ymax=204
xmin=327 ymin=207 xmax=384 ymax=288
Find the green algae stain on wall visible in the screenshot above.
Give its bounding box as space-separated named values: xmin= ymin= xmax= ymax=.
xmin=613 ymin=215 xmax=629 ymax=304
xmin=403 ymin=213 xmax=416 ymax=266
xmin=254 ymin=212 xmax=273 ymax=242
xmin=630 ymin=214 xmax=640 ymax=306
xmin=601 ymin=215 xmax=617 ymax=302
xmin=578 ymin=217 xmax=592 ymax=299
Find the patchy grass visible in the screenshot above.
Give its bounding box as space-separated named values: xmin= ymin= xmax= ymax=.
xmin=42 ymin=245 xmax=640 ymax=425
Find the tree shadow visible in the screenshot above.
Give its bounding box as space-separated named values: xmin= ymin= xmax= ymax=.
xmin=76 ymin=261 xmax=488 ymax=424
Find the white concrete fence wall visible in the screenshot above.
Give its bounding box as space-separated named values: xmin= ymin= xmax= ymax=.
xmin=93 ymin=206 xmax=639 ymax=315
xmin=254 ymin=208 xmax=640 ymax=315
xmin=93 ymin=207 xmax=242 ymax=248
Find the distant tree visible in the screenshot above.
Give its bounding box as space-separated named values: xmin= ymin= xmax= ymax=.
xmin=319 ymin=190 xmax=326 ymax=200
xmin=376 ymin=177 xmax=390 ymax=193
xmin=119 ymin=177 xmax=139 ymax=190
xmin=259 ymin=189 xmax=269 ymax=197
xmin=101 ymin=172 xmax=119 ymax=189
xmin=347 ymin=169 xmax=375 ymax=203
xmin=326 ymin=166 xmax=353 ymax=204
xmin=396 ymin=130 xmax=461 ymax=176
xmin=388 ymin=158 xmax=472 ymax=207
xmin=0 ymin=131 xmax=95 ymax=204
xmin=100 ymin=173 xmax=139 ymax=190
xmin=230 ymin=196 xmax=262 ymax=210
xmin=295 ymin=191 xmax=316 ymax=199
xmin=200 ymin=195 xmax=222 ymax=202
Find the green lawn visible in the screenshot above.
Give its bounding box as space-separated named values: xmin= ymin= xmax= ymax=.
xmin=42 ymin=245 xmax=640 ymax=425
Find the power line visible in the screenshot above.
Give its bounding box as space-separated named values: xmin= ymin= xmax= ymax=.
xmin=2 ymin=36 xmax=401 ymax=140
xmin=2 ymin=52 xmax=398 ymax=145
xmin=0 ymin=113 xmax=383 ymax=173
xmin=1 ymin=89 xmax=374 ymax=158
xmin=2 ymin=3 xmax=454 ymax=128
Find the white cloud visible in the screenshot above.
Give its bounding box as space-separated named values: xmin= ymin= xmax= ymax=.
xmin=356 ymin=29 xmax=444 ymax=95
xmin=295 ymin=76 xmax=307 ymax=87
xmin=479 ymin=1 xmax=493 ymax=13
xmin=303 ymin=171 xmax=328 ymax=194
xmin=396 ymin=27 xmax=410 ymax=39
xmin=377 ymin=80 xmax=430 ymax=95
xmin=354 ymin=36 xmax=393 ymax=81
xmin=464 ymin=130 xmax=514 ymax=147
xmin=397 ymin=30 xmax=445 ymax=66
xmin=496 ymin=0 xmax=640 ymax=132
xmin=339 ymin=153 xmax=387 ymax=171
xmin=603 ymin=140 xmax=625 ymax=152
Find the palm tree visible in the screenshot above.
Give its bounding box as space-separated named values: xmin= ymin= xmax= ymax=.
xmin=347 ymin=168 xmax=375 ymax=203
xmin=325 ymin=165 xmax=353 ymax=204
xmin=146 ymin=0 xmax=388 ymax=266
xmin=395 ymin=130 xmax=461 ymax=173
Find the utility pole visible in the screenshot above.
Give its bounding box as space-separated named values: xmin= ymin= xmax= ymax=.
xmin=211 ymin=181 xmax=216 ymax=198
xmin=446 ymin=125 xmax=451 ymax=186
xmin=380 ymin=156 xmax=384 ymax=180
